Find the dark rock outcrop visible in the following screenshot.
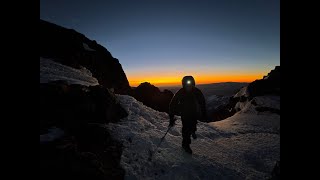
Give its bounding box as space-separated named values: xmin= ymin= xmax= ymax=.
xmin=40 ymin=81 xmax=127 ymax=179
xmin=40 ymin=124 xmax=124 ymax=180
xmin=255 ymin=107 xmax=280 ymax=115
xmin=248 ymin=66 xmax=280 ymax=97
xmin=268 ymin=161 xmax=280 ymax=180
xmin=130 ymin=82 xmax=174 ymax=113
xmin=40 ymin=81 xmax=127 ymax=132
xmin=40 ymin=19 xmax=130 ymax=94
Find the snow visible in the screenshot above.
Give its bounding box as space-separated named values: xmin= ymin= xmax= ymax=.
xmin=234 ymin=86 xmax=249 ymax=98
xmin=235 ymin=95 xmax=280 ymax=114
xmin=40 ymin=127 xmax=65 ymax=143
xmin=83 ymin=42 xmax=96 ymax=51
xmin=107 ymin=95 xmax=280 ymax=180
xmin=40 ymin=57 xmax=99 ymax=86
xmin=209 ymin=113 xmax=280 ymax=135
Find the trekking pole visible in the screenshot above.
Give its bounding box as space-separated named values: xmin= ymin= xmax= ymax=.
xmin=156 ymin=125 xmax=172 ymax=148
xmin=148 ymin=125 xmax=173 ymax=161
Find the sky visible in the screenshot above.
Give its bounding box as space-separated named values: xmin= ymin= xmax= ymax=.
xmin=40 ymin=0 xmax=280 ymax=87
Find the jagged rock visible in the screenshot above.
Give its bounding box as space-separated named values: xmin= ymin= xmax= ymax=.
xmin=248 ymin=66 xmax=280 ymax=97
xmin=40 ymin=19 xmax=130 ymax=94
xmin=40 ymin=81 xmax=127 ymax=132
xmin=40 ymin=81 xmax=126 ymax=179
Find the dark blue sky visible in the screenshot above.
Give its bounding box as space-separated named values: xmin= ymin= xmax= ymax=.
xmin=40 ymin=0 xmax=280 ymax=86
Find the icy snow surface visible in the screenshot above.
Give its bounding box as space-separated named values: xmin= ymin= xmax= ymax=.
xmin=83 ymin=42 xmax=96 ymax=51
xmin=107 ymin=95 xmax=280 ymax=180
xmin=40 ymin=57 xmax=99 ymax=86
xmin=235 ymin=96 xmax=280 ymax=114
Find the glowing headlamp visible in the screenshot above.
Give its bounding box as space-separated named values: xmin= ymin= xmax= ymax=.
xmin=182 ymin=76 xmax=195 ymax=87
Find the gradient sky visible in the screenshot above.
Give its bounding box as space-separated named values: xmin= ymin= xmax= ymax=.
xmin=40 ymin=0 xmax=280 ymax=87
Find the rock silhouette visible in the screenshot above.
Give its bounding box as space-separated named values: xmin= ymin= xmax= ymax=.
xmin=40 ymin=81 xmax=127 ymax=179
xmin=130 ymin=82 xmax=174 ymax=113
xmin=40 ymin=19 xmax=130 ymax=94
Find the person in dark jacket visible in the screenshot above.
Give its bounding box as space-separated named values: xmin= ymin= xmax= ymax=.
xmin=168 ymin=76 xmax=207 ymax=154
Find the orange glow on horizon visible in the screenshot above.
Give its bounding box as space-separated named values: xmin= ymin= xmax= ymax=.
xmin=128 ymin=74 xmax=264 ymax=87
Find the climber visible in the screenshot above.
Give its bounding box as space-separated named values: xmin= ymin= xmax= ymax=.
xmin=168 ymin=76 xmax=207 ymax=154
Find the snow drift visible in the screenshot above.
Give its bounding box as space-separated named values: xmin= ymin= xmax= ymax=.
xmin=40 ymin=57 xmax=99 ymax=86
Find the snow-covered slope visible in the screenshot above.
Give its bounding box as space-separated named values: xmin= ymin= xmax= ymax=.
xmin=40 ymin=57 xmax=99 ymax=86
xmin=211 ymin=95 xmax=280 ymax=135
xmin=234 ymin=95 xmax=280 ymax=114
xmin=107 ymin=95 xmax=280 ymax=180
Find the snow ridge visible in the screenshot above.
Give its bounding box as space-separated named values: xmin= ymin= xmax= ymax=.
xmin=83 ymin=42 xmax=96 ymax=51
xmin=40 ymin=57 xmax=99 ymax=86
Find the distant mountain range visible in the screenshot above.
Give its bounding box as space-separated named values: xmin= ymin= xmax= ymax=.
xmin=160 ymin=82 xmax=248 ymax=97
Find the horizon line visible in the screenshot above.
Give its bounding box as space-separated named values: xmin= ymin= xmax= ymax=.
xmin=130 ymin=81 xmax=252 ymax=88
